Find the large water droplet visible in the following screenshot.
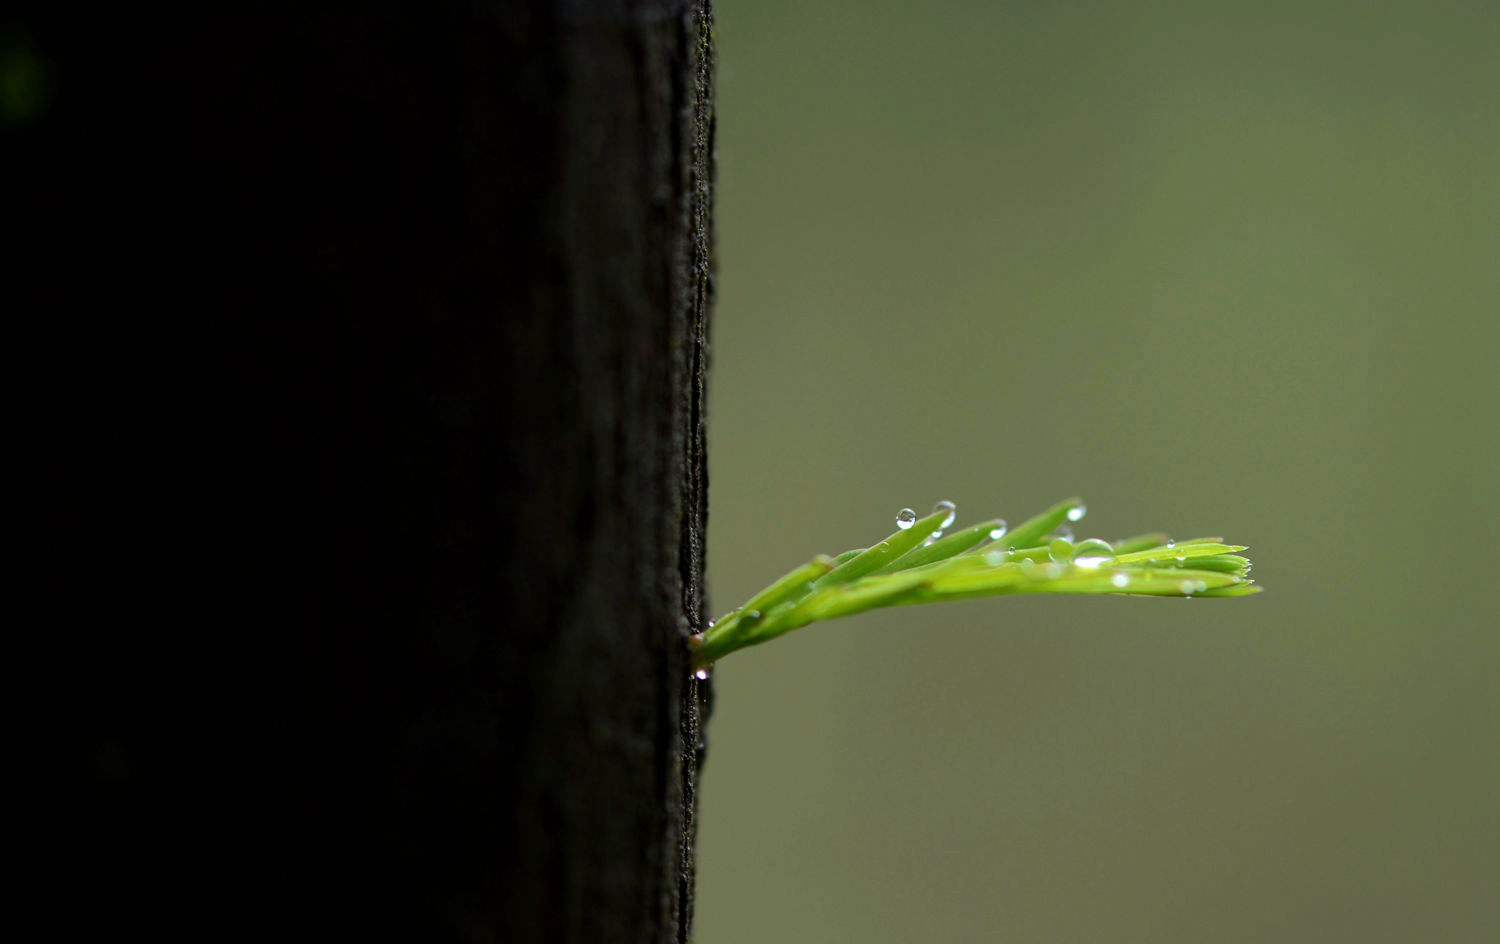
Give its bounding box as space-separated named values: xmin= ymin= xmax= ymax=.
xmin=1072 ymin=538 xmax=1116 ymax=569
xmin=1049 ymin=538 xmax=1074 ymax=562
xmin=895 ymin=508 xmax=917 ymax=529
xmin=989 ymin=520 xmax=1008 ymax=540
xmin=1067 ymin=503 xmax=1086 ymax=522
xmin=1178 ymin=579 xmax=1196 ymax=595
xmin=932 ymin=500 xmax=957 ymax=529
xmin=1110 ymin=572 xmax=1131 ymax=588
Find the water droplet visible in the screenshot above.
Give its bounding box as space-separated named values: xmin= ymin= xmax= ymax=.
xmin=1110 ymin=572 xmax=1131 ymax=588
xmin=989 ymin=520 xmax=1008 ymax=540
xmin=1178 ymin=579 xmax=1196 ymax=595
xmin=895 ymin=508 xmax=917 ymax=529
xmin=1175 ymin=552 xmax=1187 ymax=562
xmin=1045 ymin=563 xmax=1066 ymax=578
xmin=983 ymin=549 xmax=1006 ymax=566
xmin=694 ymin=668 xmax=710 ymax=681
xmin=1067 ymin=503 xmax=1086 ymax=522
xmin=932 ymin=500 xmax=957 ymax=529
xmin=1165 ymin=540 xmax=1176 ymax=549
xmin=1053 ymin=524 xmax=1074 ymax=542
xmin=1072 ymin=538 xmax=1116 ymax=569
xmin=740 ymin=609 xmax=763 ymax=629
xmin=1049 ymin=537 xmax=1073 ymax=562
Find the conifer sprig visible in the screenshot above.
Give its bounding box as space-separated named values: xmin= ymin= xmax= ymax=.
xmin=691 ymin=498 xmax=1258 ymax=670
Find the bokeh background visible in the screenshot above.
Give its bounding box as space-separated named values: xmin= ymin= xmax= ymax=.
xmin=698 ymin=1 xmax=1498 ymax=941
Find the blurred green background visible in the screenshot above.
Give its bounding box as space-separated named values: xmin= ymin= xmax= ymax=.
xmin=697 ymin=1 xmax=1498 ymax=941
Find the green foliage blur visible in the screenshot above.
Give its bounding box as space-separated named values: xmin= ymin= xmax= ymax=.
xmin=699 ymin=1 xmax=1499 ymax=941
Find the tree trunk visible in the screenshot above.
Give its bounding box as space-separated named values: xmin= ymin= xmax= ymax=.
xmin=26 ymin=2 xmax=714 ymax=941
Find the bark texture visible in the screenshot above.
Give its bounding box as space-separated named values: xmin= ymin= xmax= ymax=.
xmin=25 ymin=2 xmax=713 ymax=941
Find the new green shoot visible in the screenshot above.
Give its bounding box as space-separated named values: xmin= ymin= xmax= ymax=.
xmin=690 ymin=498 xmax=1259 ymax=671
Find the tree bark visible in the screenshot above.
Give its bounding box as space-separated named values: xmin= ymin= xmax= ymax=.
xmin=25 ymin=2 xmax=713 ymax=941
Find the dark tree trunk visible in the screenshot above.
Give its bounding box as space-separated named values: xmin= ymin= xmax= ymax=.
xmin=24 ymin=2 xmax=714 ymax=941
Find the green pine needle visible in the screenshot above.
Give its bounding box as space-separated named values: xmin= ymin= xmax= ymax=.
xmin=690 ymin=498 xmax=1260 ymax=669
